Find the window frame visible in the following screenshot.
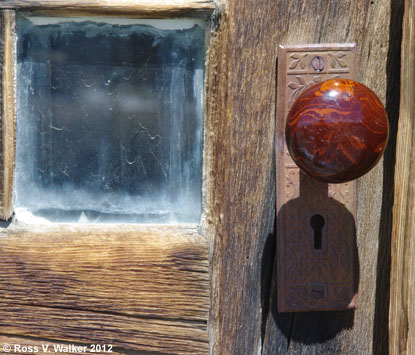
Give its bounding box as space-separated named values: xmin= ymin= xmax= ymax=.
xmin=0 ymin=2 xmax=216 ymax=354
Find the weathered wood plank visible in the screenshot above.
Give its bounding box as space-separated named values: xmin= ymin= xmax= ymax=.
xmin=204 ymin=0 xmax=399 ymax=354
xmin=203 ymin=0 xmax=277 ymax=353
xmin=0 ymin=225 xmax=209 ymax=322
xmin=0 ymin=10 xmax=16 ymax=221
xmin=262 ymin=1 xmax=401 ymax=354
xmin=0 ymin=0 xmax=215 ymax=17
xmin=0 ymin=303 xmax=209 ymax=354
xmin=389 ymin=0 xmax=415 ymax=353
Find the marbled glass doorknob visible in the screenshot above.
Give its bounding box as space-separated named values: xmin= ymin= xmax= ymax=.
xmin=285 ymin=78 xmax=389 ymax=183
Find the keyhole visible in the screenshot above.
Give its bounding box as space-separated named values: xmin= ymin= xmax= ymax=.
xmin=310 ymin=214 xmax=325 ymax=250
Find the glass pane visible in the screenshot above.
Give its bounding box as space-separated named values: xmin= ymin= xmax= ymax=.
xmin=14 ymin=16 xmax=205 ymax=224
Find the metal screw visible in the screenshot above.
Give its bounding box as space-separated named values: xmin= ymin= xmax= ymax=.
xmin=311 ymin=56 xmax=325 ymax=72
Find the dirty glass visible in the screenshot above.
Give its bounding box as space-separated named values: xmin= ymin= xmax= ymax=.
xmin=14 ymin=16 xmax=205 ymax=223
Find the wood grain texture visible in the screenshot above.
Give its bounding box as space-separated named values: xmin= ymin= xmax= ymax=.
xmin=0 ymin=0 xmax=216 ymax=17
xmin=0 ymin=10 xmax=16 ymax=221
xmin=0 ymin=0 xmax=400 ymax=354
xmin=0 ymin=224 xmax=209 ymax=354
xmin=0 ymin=303 xmax=208 ymax=354
xmin=203 ymin=0 xmax=400 ymax=354
xmin=265 ymin=1 xmax=400 ymax=354
xmin=203 ymin=0 xmax=277 ymax=354
xmin=389 ymin=0 xmax=415 ymax=353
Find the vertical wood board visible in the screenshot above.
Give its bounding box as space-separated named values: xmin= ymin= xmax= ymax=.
xmin=389 ymin=0 xmax=415 ymax=353
xmin=0 ymin=10 xmax=15 ymax=220
xmin=263 ymin=0 xmax=400 ymax=354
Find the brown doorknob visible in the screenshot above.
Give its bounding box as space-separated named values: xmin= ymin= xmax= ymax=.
xmin=285 ymin=78 xmax=389 ymax=183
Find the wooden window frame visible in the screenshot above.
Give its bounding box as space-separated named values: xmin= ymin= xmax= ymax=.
xmin=0 ymin=1 xmax=216 ymax=354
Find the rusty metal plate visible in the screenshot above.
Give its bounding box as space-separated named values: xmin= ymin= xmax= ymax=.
xmin=276 ymin=44 xmax=358 ymax=312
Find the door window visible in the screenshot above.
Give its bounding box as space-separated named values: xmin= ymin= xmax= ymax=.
xmin=15 ymin=15 xmax=205 ymax=224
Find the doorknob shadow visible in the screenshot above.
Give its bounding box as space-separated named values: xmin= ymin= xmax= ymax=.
xmin=266 ymin=172 xmax=359 ymax=344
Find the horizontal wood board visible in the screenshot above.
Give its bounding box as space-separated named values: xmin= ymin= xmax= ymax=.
xmin=0 ymin=0 xmax=216 ymax=17
xmin=0 ymin=225 xmax=209 ymax=354
xmin=0 ymin=303 xmax=209 ymax=354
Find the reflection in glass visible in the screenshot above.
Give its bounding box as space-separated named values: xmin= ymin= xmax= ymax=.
xmin=15 ymin=16 xmax=205 ymax=223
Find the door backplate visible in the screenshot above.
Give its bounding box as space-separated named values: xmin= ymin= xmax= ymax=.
xmin=276 ymin=43 xmax=358 ymax=312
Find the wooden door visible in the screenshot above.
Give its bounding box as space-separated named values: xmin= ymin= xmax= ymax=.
xmin=0 ymin=0 xmax=403 ymax=354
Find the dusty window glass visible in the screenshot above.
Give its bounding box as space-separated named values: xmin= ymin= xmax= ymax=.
xmin=14 ymin=16 xmax=205 ymax=224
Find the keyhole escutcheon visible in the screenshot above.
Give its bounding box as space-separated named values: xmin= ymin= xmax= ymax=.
xmin=310 ymin=214 xmax=325 ymax=250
